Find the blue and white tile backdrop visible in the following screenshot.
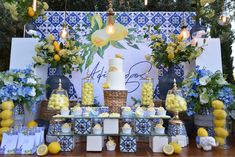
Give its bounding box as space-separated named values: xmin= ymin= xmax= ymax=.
xmin=34 ymin=11 xmax=195 ymax=100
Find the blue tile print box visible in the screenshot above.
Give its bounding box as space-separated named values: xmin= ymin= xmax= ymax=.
xmin=120 ymin=136 xmax=137 ymax=153
xmin=135 ymin=119 xmax=152 ymax=135
xmin=34 ymin=11 xmax=194 ymax=100
xmin=74 ymin=119 xmax=92 ymax=135
xmin=57 ymin=136 xmax=75 ymax=152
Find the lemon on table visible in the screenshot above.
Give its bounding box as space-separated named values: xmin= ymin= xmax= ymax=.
xmin=1 ymin=101 xmax=14 ymax=110
xmin=48 ymin=142 xmax=61 ymax=154
xmin=27 ymin=120 xmax=38 ymax=129
xmin=163 ymin=144 xmax=174 ymax=155
xmin=37 ymin=144 xmax=48 ymax=156
xmin=169 ymin=142 xmax=182 ymax=154
xmin=197 ymin=128 xmax=208 ymax=137
xmin=1 ymin=110 xmax=13 ymax=120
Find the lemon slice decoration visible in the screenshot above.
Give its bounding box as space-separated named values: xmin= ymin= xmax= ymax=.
xmin=163 ymin=144 xmax=174 ymax=155
xmin=36 ymin=144 xmax=48 ymax=156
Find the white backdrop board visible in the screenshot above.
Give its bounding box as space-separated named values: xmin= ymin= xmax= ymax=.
xmin=10 ymin=38 xmax=222 ymax=105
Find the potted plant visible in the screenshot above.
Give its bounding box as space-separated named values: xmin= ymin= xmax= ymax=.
xmin=146 ymin=33 xmax=205 ymax=99
xmin=33 ymin=34 xmax=85 ymax=98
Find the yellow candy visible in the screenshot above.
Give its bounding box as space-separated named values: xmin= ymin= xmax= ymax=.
xmin=213 ymin=119 xmax=226 ymax=127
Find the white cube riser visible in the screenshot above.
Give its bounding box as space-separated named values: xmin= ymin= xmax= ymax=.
xmin=103 ymin=119 xmax=119 ymax=134
xmin=86 ymin=136 xmax=104 ymax=151
xmin=149 ymin=136 xmax=168 ymax=153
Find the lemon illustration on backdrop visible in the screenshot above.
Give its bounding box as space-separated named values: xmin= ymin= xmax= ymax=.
xmin=91 ymin=29 xmax=110 ymax=47
xmin=91 ymin=14 xmax=103 ymax=29
xmin=109 ymin=23 xmax=128 ymax=41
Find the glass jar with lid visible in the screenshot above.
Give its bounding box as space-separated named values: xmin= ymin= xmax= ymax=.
xmin=141 ymin=71 xmax=154 ymax=106
xmin=48 ymin=79 xmax=69 ymax=110
xmin=81 ymin=71 xmax=94 ymax=106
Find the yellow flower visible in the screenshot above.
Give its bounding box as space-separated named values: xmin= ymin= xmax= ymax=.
xmin=145 ymin=54 xmax=151 ymax=61
xmin=91 ymin=13 xmax=103 ymax=29
xmin=91 ymin=29 xmax=110 ymax=47
xmin=33 ymin=56 xmax=45 ymax=64
xmin=168 ymin=52 xmax=175 ymax=60
xmin=35 ymin=44 xmax=41 ymax=53
xmin=46 ymin=34 xmax=55 ymax=41
xmin=154 ymin=42 xmax=161 ymax=47
xmin=150 ymin=35 xmax=157 ymax=40
xmin=43 ymin=2 xmax=49 ymax=10
xmin=166 ymin=46 xmax=175 ymax=53
xmin=115 ymin=54 xmax=124 ymax=59
xmin=4 ymin=2 xmax=19 ymax=21
xmin=102 ymin=82 xmax=110 ymax=89
xmin=58 ymin=49 xmax=67 ymax=57
xmin=65 ymin=41 xmax=70 ymax=48
xmin=109 ymin=23 xmax=128 ymax=41
xmin=72 ymin=56 xmax=84 ymax=64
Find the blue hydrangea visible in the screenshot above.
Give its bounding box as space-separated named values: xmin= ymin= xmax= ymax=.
xmin=218 ymin=87 xmax=235 ymax=107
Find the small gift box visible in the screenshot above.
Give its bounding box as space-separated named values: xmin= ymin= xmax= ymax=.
xmin=120 ymin=136 xmax=136 ymax=153
xmin=149 ymin=136 xmax=168 ymax=152
xmin=86 ymin=136 xmax=104 ymax=151
xmin=57 ymin=135 xmax=75 ymax=151
xmin=135 ymin=119 xmax=152 ymax=135
xmin=74 ymin=119 xmax=92 ymax=135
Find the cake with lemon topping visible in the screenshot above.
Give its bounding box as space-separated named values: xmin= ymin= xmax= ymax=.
xmin=106 ymin=54 xmax=126 ymax=90
xmin=155 ymin=123 xmax=165 ymax=135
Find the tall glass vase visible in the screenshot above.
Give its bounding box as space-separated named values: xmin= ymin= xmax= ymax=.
xmin=219 ymin=111 xmax=230 ymax=149
xmin=13 ymin=104 xmax=25 ymax=128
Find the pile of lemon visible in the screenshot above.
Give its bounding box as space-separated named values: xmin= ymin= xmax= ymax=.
xmin=163 ymin=142 xmax=182 ymax=155
xmin=212 ymin=100 xmax=229 ymax=145
xmin=37 ymin=142 xmax=61 ymax=156
xmin=0 ymin=101 xmax=15 ymax=141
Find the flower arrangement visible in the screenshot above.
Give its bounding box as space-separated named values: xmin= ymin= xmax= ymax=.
xmin=75 ymin=13 xmax=143 ymax=68
xmin=0 ymin=68 xmax=45 ymax=111
xmin=146 ymin=33 xmax=205 ymax=67
xmin=181 ymin=66 xmax=235 ymax=116
xmin=3 ymin=0 xmax=48 ymax=22
xmin=33 ymin=34 xmax=84 ymax=74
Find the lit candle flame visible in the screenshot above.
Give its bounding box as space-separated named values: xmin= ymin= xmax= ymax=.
xmin=144 ymin=0 xmax=148 ymax=6
xmin=106 ymin=24 xmax=115 ymax=35
xmin=60 ymin=26 xmax=69 ymax=39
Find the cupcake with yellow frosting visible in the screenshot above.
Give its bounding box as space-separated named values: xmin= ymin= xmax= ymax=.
xmin=122 ymin=123 xmax=132 ymax=134
xmin=109 ymin=113 xmax=120 ymax=118
xmin=147 ymin=107 xmax=156 ymax=117
xmin=62 ymin=123 xmax=71 ymax=133
xmin=135 ymin=107 xmax=144 ymax=118
xmin=72 ymin=106 xmax=82 ymax=117
xmin=156 ymin=107 xmax=166 ymax=116
xmin=122 ymin=107 xmax=132 ymax=117
xmin=93 ymin=124 xmax=102 ymax=134
xmin=155 ymin=123 xmax=165 ymax=135
xmin=106 ymin=137 xmax=116 ymax=151
xmin=60 ymin=107 xmax=70 ymax=116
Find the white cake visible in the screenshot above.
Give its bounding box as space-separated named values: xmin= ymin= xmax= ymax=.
xmin=106 ymin=56 xmax=126 ymax=90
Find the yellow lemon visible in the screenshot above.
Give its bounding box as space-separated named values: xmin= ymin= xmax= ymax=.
xmin=37 ymin=144 xmax=48 ymax=156
xmin=213 ymin=109 xmax=227 ymax=120
xmin=91 ymin=29 xmax=110 ymax=47
xmin=109 ymin=23 xmax=128 ymax=41
xmin=168 ymin=52 xmax=175 ymax=60
xmin=27 ymin=120 xmax=38 ymax=129
xmin=197 ymin=127 xmax=208 ymax=137
xmin=214 ymin=127 xmax=228 ymax=138
xmin=215 ymin=136 xmax=225 ymax=145
xmin=0 ymin=127 xmax=10 ymax=135
xmin=212 ymin=100 xmax=224 ymax=109
xmin=169 ymin=142 xmax=182 ymax=154
xmin=91 ymin=13 xmax=103 ymax=29
xmin=213 ymin=119 xmax=226 ymax=127
xmin=1 ymin=119 xmax=14 ymax=127
xmin=53 ymin=41 xmax=60 ymax=52
xmin=54 ymin=54 xmax=61 ymax=61
xmin=163 ymin=144 xmax=174 ymax=155
xmin=48 ymin=142 xmax=61 ymax=154
xmin=1 ymin=101 xmax=14 ymax=110
xmin=1 ymin=110 xmax=13 ymax=120
xmin=28 ymin=7 xmax=35 ymax=17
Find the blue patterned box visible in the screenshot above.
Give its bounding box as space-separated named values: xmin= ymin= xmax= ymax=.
xmin=57 ymin=135 xmax=75 ymax=151
xmin=135 ymin=119 xmax=152 ymax=135
xmin=120 ymin=136 xmax=136 ymax=153
xmin=74 ymin=119 xmax=91 ymax=135
xmin=47 ymin=123 xmax=62 ymax=135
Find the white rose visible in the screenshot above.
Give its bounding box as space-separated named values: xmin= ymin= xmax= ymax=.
xmin=29 ymin=88 xmax=36 ymax=97
xmin=216 ymin=76 xmax=228 ymax=85
xmin=199 ymin=76 xmax=211 ymax=86
xmin=199 ymin=88 xmax=209 ymax=104
xmin=27 ymin=78 xmax=37 ymax=84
